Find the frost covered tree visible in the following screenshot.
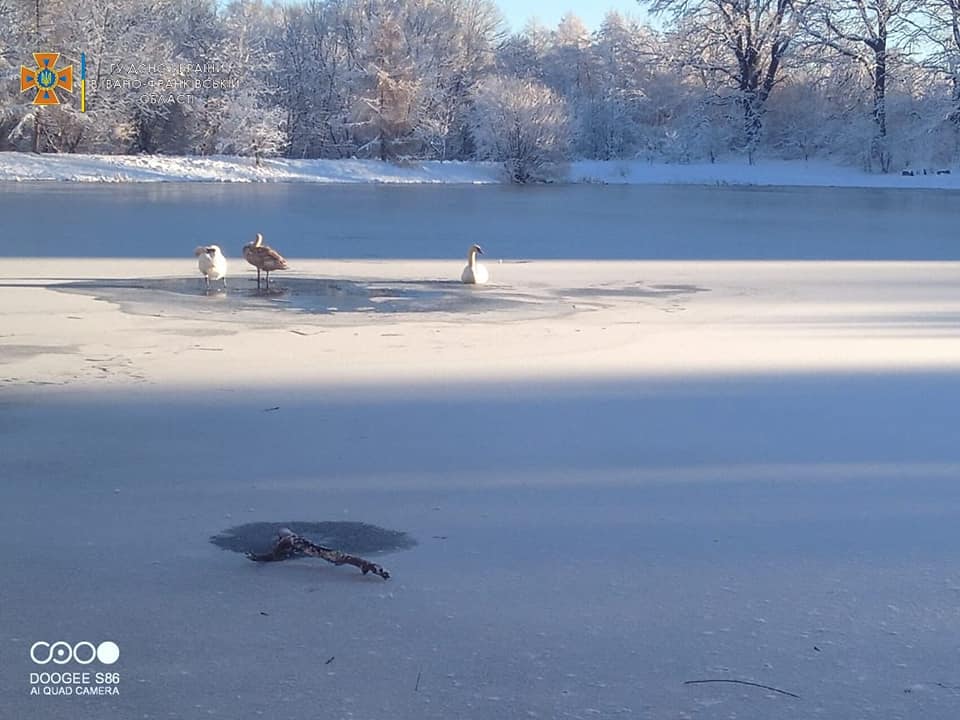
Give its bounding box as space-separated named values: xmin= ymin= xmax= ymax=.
xmin=403 ymin=0 xmax=504 ymax=159
xmin=543 ymin=14 xmax=603 ymax=157
xmin=346 ymin=7 xmax=422 ymax=160
xmin=276 ymin=0 xmax=353 ymax=158
xmin=214 ymin=85 xmax=286 ymax=163
xmin=543 ymin=13 xmax=592 ymax=95
xmin=797 ymin=0 xmax=921 ymax=171
xmin=469 ymin=75 xmax=569 ymax=181
xmin=60 ymin=0 xmax=220 ymax=154
xmin=588 ymin=12 xmax=671 ymax=158
xmin=907 ymin=0 xmax=960 ymax=157
xmin=642 ymin=0 xmax=797 ymax=159
xmin=1 ymin=0 xmax=85 ymax=152
xmin=202 ymin=0 xmax=287 ymax=160
xmin=496 ymin=18 xmax=553 ymax=81
xmin=0 ymin=0 xmax=31 ymax=150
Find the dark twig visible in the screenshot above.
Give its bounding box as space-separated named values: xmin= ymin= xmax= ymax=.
xmin=684 ymin=679 xmax=800 ymax=699
xmin=247 ymin=528 xmax=390 ymax=579
xmin=415 ymin=671 xmax=422 ymax=692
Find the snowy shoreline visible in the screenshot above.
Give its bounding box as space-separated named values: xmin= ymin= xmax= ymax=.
xmin=2 ymin=151 xmax=960 ymax=190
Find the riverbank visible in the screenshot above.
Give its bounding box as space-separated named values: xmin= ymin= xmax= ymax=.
xmin=2 ymin=151 xmax=959 ymax=189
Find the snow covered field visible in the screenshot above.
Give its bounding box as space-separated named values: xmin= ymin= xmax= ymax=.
xmin=3 ymin=249 xmax=960 ymax=719
xmin=2 ymin=151 xmax=960 ymax=189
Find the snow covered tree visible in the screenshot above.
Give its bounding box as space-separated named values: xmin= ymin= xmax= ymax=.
xmin=197 ymin=0 xmax=287 ymax=160
xmin=907 ymin=0 xmax=960 ymax=159
xmin=469 ymin=74 xmax=569 ymax=181
xmin=797 ymin=0 xmax=921 ymax=171
xmin=70 ymin=0 xmax=204 ymax=153
xmin=0 ymin=0 xmax=957 ymax=171
xmin=587 ymin=12 xmax=667 ymax=159
xmin=642 ymin=0 xmax=798 ymax=160
xmin=276 ymin=0 xmax=353 ymax=158
xmin=346 ymin=6 xmax=422 ymax=160
xmin=544 ymin=13 xmax=592 ymax=94
xmin=496 ymin=19 xmax=551 ymax=80
xmin=543 ymin=14 xmax=601 ymax=157
xmin=1 ymin=0 xmax=86 ymax=152
xmin=402 ymin=0 xmax=504 ymax=159
xmin=213 ymin=85 xmax=286 ymax=163
xmin=0 ymin=0 xmax=31 ymax=150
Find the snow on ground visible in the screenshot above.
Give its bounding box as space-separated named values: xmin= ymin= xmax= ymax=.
xmin=0 ymin=152 xmax=503 ymax=184
xmin=570 ymin=157 xmax=960 ymax=189
xmin=3 ymin=257 xmax=960 ymax=719
xmin=3 ymin=150 xmax=960 ymax=189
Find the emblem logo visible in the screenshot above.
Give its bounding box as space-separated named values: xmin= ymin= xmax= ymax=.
xmin=20 ymin=52 xmax=74 ymax=105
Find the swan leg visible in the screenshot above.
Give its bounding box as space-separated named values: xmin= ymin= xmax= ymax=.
xmin=256 ymin=267 xmax=261 ymax=289
xmin=204 ymin=275 xmax=210 ymax=294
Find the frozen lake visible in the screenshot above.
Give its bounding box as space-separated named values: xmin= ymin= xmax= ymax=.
xmin=4 ymin=376 xmax=960 ymax=720
xmin=2 ymin=178 xmax=960 ymax=720
xmin=3 ymin=181 xmax=959 ymax=259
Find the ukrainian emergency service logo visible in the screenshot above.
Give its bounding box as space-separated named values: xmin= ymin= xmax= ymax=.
xmin=20 ymin=53 xmax=74 ymax=105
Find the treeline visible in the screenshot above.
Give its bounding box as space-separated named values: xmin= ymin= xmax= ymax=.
xmin=1 ymin=0 xmax=959 ymax=178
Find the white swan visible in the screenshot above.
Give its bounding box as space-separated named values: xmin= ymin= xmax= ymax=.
xmin=194 ymin=245 xmax=227 ymax=291
xmin=461 ymin=244 xmax=489 ymax=285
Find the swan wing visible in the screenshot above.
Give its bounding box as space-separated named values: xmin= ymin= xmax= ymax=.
xmin=244 ymin=244 xmax=288 ymax=271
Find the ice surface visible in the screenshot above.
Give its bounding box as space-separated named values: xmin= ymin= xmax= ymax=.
xmin=2 ymin=183 xmax=960 ymax=719
xmin=3 ymin=181 xmax=959 ymax=260
xmin=3 ymin=378 xmax=960 ymax=719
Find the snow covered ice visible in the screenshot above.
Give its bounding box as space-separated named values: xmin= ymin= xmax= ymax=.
xmin=2 ymin=182 xmax=960 ymax=720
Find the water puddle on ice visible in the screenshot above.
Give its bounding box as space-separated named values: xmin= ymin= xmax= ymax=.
xmin=54 ymin=275 xmax=551 ymax=323
xmin=48 ymin=275 xmax=709 ymax=329
xmin=210 ymin=521 xmax=417 ymax=557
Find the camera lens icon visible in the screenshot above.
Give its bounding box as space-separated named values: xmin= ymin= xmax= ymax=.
xmin=30 ymin=641 xmax=120 ymax=665
xmin=97 ymin=641 xmax=120 ymax=665
xmin=51 ymin=642 xmax=72 ymax=664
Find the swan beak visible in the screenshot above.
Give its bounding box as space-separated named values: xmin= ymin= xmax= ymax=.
xmin=476 ymin=246 xmax=484 ymax=255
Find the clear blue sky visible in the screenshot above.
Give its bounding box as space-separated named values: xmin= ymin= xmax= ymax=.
xmin=497 ymin=0 xmax=648 ymax=32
